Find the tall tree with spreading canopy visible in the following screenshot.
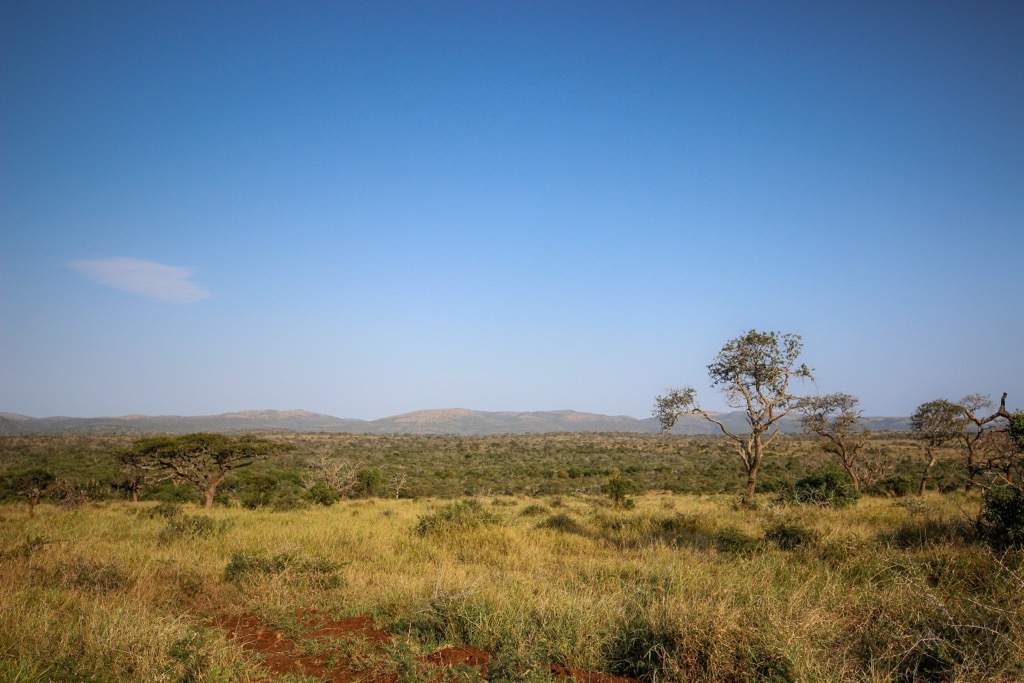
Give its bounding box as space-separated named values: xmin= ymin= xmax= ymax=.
xmin=910 ymin=399 xmax=965 ymax=496
xmin=798 ymin=392 xmax=869 ymax=492
xmin=125 ymin=433 xmax=289 ymax=508
xmin=654 ymin=329 xmax=813 ymax=502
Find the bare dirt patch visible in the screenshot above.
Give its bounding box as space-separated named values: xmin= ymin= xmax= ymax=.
xmin=213 ymin=608 xmax=638 ymax=682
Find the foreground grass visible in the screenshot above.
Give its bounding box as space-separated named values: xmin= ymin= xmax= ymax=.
xmin=1 ymin=493 xmax=1021 ymax=682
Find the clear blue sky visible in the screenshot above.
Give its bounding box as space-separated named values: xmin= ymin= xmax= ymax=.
xmin=2 ymin=1 xmax=1022 ymax=420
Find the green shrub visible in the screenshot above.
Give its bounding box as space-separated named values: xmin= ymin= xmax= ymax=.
xmin=536 ymin=512 xmax=586 ymax=535
xmin=602 ymin=468 xmax=635 ymax=508
xmin=519 ymin=503 xmax=548 ymax=517
xmin=978 ymin=482 xmax=1024 ymax=550
xmin=305 ymin=482 xmax=341 ymax=506
xmin=714 ymin=527 xmax=761 ymax=553
xmin=223 ymin=551 xmax=341 ymax=588
xmin=147 ymin=502 xmax=183 ymax=520
xmin=869 ymin=474 xmax=916 ymax=497
xmin=789 ymin=467 xmax=859 ymax=507
xmin=414 ymin=499 xmax=499 ymax=536
xmin=764 ymin=522 xmax=818 ymax=550
xmin=158 ymin=514 xmax=230 ymax=543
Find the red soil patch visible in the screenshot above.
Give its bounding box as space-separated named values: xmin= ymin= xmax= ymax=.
xmin=213 ymin=609 xmax=394 ymax=683
xmin=213 ymin=608 xmax=637 ymax=683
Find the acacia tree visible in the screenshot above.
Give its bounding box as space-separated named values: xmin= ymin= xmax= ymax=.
xmin=126 ymin=433 xmax=287 ymax=509
xmin=958 ymin=392 xmax=1018 ymax=488
xmin=798 ymin=393 xmax=868 ymax=492
xmin=654 ymin=329 xmax=813 ymax=502
xmin=113 ymin=450 xmax=149 ymax=502
xmin=910 ymin=399 xmax=965 ymax=496
xmin=11 ymin=468 xmax=54 ymax=517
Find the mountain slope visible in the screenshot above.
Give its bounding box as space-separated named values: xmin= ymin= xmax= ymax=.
xmin=0 ymin=408 xmax=911 ymax=436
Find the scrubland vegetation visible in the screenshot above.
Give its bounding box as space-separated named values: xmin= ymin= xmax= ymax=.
xmin=2 ymin=330 xmax=1021 ymax=681
xmin=2 ymin=489 xmax=1022 ymax=683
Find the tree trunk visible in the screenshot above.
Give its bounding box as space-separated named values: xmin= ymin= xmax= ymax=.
xmin=743 ymin=471 xmax=757 ymax=501
xmin=27 ymin=498 xmax=37 ymax=518
xmin=918 ymin=449 xmax=936 ymax=496
xmin=131 ymin=490 xmax=139 ymax=503
xmin=840 ymin=462 xmax=861 ymax=494
xmin=743 ymin=436 xmax=762 ymax=502
xmin=202 ymin=472 xmax=224 ymax=509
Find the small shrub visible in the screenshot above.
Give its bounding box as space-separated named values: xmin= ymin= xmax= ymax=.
xmin=519 ymin=503 xmax=548 ymax=517
xmin=764 ymin=522 xmax=818 ymax=550
xmin=147 ymin=502 xmax=184 ymax=520
xmin=306 ymin=482 xmax=341 ymax=506
xmin=168 ymin=627 xmax=211 ymax=683
xmin=223 ymin=551 xmax=342 ymax=588
xmin=603 ymin=469 xmax=635 ymax=508
xmin=714 ymin=527 xmax=761 ymax=553
xmin=789 ymin=467 xmax=859 ymax=507
xmin=887 ymin=516 xmax=972 ymax=549
xmin=59 ymin=559 xmax=126 ymax=592
xmin=978 ymin=482 xmax=1024 ymax=550
xmin=536 ymin=512 xmax=586 ymax=535
xmin=158 ymin=514 xmax=231 ymax=543
xmin=870 ymin=474 xmax=916 ymax=497
xmin=414 ymin=499 xmax=499 ymax=536
xmin=892 ymin=496 xmax=931 ymax=516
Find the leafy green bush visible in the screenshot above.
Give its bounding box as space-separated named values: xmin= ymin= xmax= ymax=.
xmin=789 ymin=467 xmax=859 ymax=507
xmin=414 ymin=499 xmax=499 ymax=536
xmin=602 ymin=468 xmax=635 ymax=507
xmin=869 ymin=474 xmax=916 ymax=497
xmin=978 ymin=482 xmax=1024 ymax=550
xmin=305 ymin=482 xmax=341 ymax=506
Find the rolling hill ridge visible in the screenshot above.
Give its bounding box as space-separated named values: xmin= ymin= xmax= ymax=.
xmin=0 ymin=408 xmax=911 ymax=435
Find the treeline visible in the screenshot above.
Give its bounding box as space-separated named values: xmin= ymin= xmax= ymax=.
xmin=0 ymin=430 xmax=973 ymax=508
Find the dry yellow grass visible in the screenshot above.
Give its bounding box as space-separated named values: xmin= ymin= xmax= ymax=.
xmin=1 ymin=493 xmax=1021 ymax=682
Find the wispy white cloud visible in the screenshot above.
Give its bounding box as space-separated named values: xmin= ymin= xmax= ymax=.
xmin=69 ymin=257 xmax=210 ymax=303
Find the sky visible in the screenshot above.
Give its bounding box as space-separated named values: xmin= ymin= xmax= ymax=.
xmin=2 ymin=1 xmax=1022 ymax=420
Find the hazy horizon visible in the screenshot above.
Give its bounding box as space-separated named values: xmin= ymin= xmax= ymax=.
xmin=3 ymin=2 xmax=1022 ymax=420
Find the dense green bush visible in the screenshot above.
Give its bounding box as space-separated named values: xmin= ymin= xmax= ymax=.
xmin=789 ymin=467 xmax=860 ymax=507
xmin=869 ymin=474 xmax=916 ymax=497
xmin=978 ymin=482 xmax=1024 ymax=549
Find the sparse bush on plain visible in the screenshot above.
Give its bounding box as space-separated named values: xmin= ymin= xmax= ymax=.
xmin=536 ymin=512 xmax=586 ymax=535
xmin=764 ymin=522 xmax=818 ymax=550
xmin=223 ymin=551 xmax=342 ymax=588
xmin=157 ymin=513 xmax=231 ymax=544
xmin=519 ymin=503 xmax=548 ymax=517
xmin=414 ymin=498 xmax=499 ymax=536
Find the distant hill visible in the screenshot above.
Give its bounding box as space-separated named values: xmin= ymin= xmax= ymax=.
xmin=0 ymin=408 xmax=910 ymax=436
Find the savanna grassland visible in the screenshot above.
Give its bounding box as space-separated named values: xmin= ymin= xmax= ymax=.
xmin=1 ymin=433 xmax=1022 ymax=682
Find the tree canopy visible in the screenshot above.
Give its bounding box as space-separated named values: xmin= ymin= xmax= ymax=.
xmin=654 ymin=329 xmax=813 ymax=501
xmin=123 ymin=433 xmax=289 ymax=508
